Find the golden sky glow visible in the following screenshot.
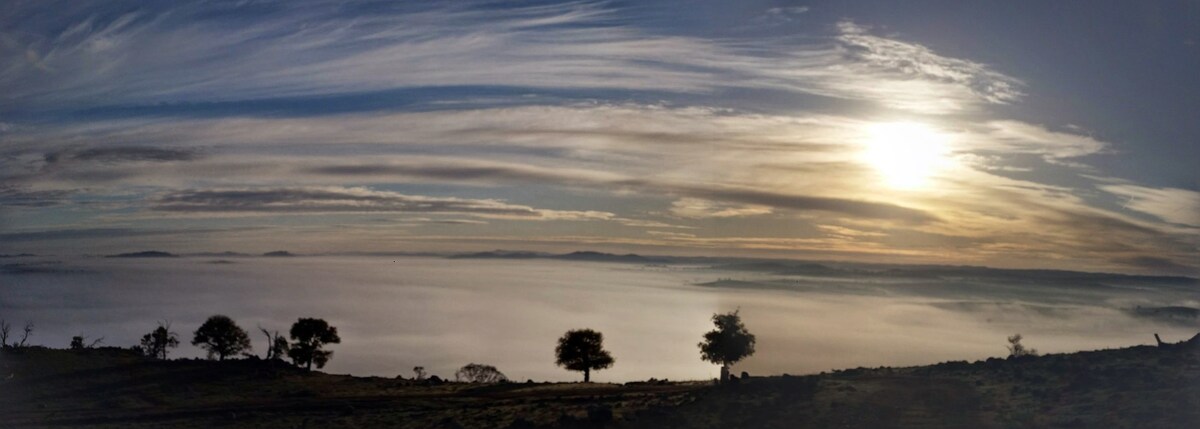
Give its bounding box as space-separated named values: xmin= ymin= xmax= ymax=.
xmin=0 ymin=1 xmax=1196 ymax=276
xmin=860 ymin=122 xmax=953 ymax=190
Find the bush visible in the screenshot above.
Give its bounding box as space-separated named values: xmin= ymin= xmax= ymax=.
xmin=454 ymin=363 xmax=508 ymax=383
xmin=1007 ymin=334 xmax=1038 ymax=358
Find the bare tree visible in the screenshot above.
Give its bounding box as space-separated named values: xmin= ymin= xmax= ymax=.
xmin=259 ymin=325 xmax=288 ymax=361
xmin=0 ymin=319 xmax=10 ymax=348
xmin=70 ymin=336 xmax=105 ymax=350
xmin=141 ymin=322 xmax=180 ymax=359
xmin=17 ymin=321 xmax=33 ymax=347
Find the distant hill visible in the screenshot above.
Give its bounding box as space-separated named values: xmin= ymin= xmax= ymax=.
xmin=1130 ymin=306 xmax=1200 ymax=326
xmin=105 ymin=251 xmax=178 ymax=258
xmin=192 ymin=251 xmax=251 ymax=257
xmin=708 ymin=259 xmax=1198 ymax=285
xmin=262 ymin=250 xmax=296 ymax=257
xmin=710 ymin=261 xmax=851 ymax=277
xmin=0 ymin=262 xmax=83 ymax=275
xmin=449 ymin=250 xmax=665 ymax=263
xmin=448 ymin=250 xmax=549 ymax=259
xmin=442 ymin=250 xmax=1198 ymax=285
xmin=555 ymin=251 xmax=664 ymax=263
xmin=0 ymin=253 xmax=37 ymax=258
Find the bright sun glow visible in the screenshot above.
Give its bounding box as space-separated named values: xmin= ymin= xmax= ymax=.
xmin=861 ymin=122 xmax=952 ymax=189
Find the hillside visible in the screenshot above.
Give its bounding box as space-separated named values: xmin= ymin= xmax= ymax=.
xmin=2 ymin=335 xmax=1197 ymax=428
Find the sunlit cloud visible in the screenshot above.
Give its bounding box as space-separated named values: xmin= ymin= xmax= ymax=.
xmin=151 ymin=186 xmax=615 ymax=221
xmin=670 ymin=198 xmax=773 ymax=219
xmin=0 ymin=1 xmax=1193 ymax=275
xmin=1101 ymin=184 xmax=1200 ymax=228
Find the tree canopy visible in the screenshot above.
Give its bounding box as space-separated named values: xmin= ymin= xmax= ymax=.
xmin=192 ymin=315 xmax=251 ymax=361
xmin=699 ymin=309 xmax=756 ymax=371
xmin=555 ymin=329 xmax=614 ymax=382
xmin=287 ymin=318 xmax=341 ymax=370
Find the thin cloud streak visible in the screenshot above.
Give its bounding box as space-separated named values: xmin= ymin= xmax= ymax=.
xmin=2 ymin=2 xmax=1017 ymax=114
xmin=151 ymin=186 xmax=614 ymax=221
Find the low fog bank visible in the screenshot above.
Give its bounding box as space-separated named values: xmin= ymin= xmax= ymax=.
xmin=1 ymin=256 xmax=1196 ymax=381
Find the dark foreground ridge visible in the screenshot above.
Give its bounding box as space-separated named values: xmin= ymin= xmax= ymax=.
xmin=2 ymin=335 xmax=1197 ymax=428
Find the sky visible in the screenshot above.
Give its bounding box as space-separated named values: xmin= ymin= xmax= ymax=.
xmin=1 ymin=0 xmax=1197 ymax=275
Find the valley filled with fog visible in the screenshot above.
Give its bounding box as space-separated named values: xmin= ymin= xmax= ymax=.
xmin=2 ymin=256 xmax=1195 ymax=382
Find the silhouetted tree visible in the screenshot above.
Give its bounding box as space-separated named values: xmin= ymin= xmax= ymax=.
xmin=455 ymin=363 xmax=508 ymax=383
xmin=141 ymin=322 xmax=180 ymax=359
xmin=413 ymin=366 xmax=427 ymax=380
xmin=70 ymin=335 xmax=103 ymax=350
xmin=555 ymin=329 xmax=614 ymax=382
xmin=699 ymin=309 xmax=756 ymax=383
xmin=17 ymin=321 xmax=33 ymax=347
xmin=259 ymin=326 xmax=288 ymax=361
xmin=1007 ymin=334 xmax=1038 ymax=357
xmin=287 ymin=318 xmax=340 ymax=370
xmin=192 ymin=315 xmax=251 ymax=360
xmin=0 ymin=319 xmax=10 ymax=348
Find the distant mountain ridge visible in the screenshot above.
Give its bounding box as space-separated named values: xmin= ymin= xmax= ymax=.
xmin=81 ymin=248 xmax=1196 ymax=283
xmin=192 ymin=251 xmax=252 ymax=257
xmin=448 ymin=250 xmax=1196 ymax=284
xmin=105 ymin=251 xmax=178 ymax=258
xmin=449 ymin=250 xmax=666 ymax=263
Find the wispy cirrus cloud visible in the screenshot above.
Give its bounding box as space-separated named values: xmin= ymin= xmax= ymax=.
xmin=67 ymin=146 xmax=202 ymax=163
xmin=1 ymin=2 xmax=1017 ymax=114
xmin=1101 ymin=184 xmax=1200 ymax=228
xmin=0 ymin=185 xmax=75 ymax=208
xmin=832 ymin=22 xmax=1023 ymax=106
xmin=151 ymin=186 xmax=613 ymax=221
xmin=965 ymin=121 xmax=1109 ymax=161
xmin=0 ymin=2 xmax=1193 ymax=275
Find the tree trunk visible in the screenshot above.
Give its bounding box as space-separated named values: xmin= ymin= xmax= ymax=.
xmin=720 ymin=365 xmax=730 ymax=383
xmin=307 ymin=359 xmax=313 ymax=371
xmin=584 ymin=368 xmax=590 ymax=382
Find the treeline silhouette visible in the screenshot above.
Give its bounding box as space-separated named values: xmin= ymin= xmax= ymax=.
xmin=132 ymin=315 xmax=342 ymax=370
xmin=1 ymin=310 xmax=761 ymax=384
xmin=0 ymin=313 xmax=1043 ymax=383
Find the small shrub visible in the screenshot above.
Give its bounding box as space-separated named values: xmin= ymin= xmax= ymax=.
xmin=455 ymin=363 xmax=508 ymax=383
xmin=1007 ymin=334 xmax=1038 ymax=358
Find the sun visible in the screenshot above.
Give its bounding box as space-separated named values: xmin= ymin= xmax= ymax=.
xmin=860 ymin=122 xmax=951 ymax=189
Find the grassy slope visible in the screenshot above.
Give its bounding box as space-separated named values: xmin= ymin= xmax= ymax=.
xmin=1 ymin=336 xmax=1197 ymax=428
